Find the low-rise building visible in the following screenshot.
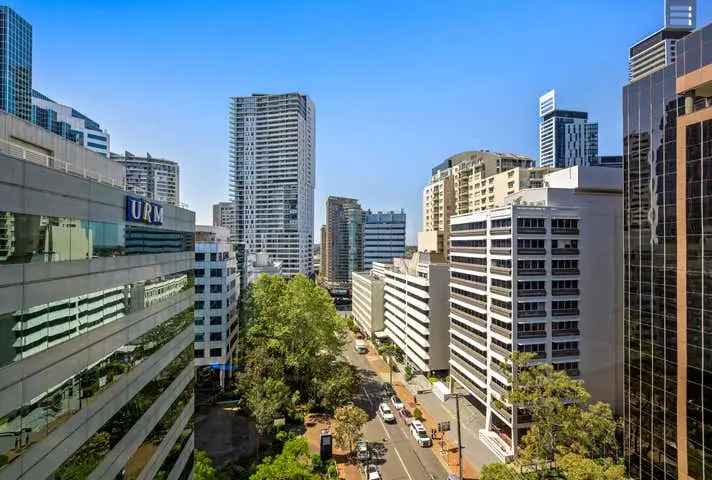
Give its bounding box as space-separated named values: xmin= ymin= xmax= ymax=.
xmin=245 ymin=251 xmax=283 ymax=286
xmin=448 ymin=166 xmax=623 ymax=461
xmin=380 ymin=253 xmax=450 ymax=374
xmin=352 ymin=271 xmax=385 ymax=339
xmin=194 ymin=226 xmax=239 ymax=388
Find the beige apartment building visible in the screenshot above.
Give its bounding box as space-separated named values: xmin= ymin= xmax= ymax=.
xmin=421 ymin=151 xmax=542 ymax=254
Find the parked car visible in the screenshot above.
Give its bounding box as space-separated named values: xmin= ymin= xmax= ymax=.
xmin=409 ymin=419 xmax=432 ymax=447
xmin=364 ymin=464 xmax=381 ymax=480
xmin=382 ymin=383 xmax=394 ymax=396
xmin=378 ymin=402 xmax=396 ymax=423
xmin=354 ymin=340 xmax=367 ymax=354
xmin=356 ymin=440 xmax=369 ymax=462
xmin=390 ymin=395 xmax=404 ymax=411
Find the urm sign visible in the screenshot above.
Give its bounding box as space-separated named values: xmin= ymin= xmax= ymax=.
xmin=126 ymin=196 xmax=164 ymax=225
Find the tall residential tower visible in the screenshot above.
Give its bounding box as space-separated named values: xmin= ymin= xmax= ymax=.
xmin=322 ymin=196 xmax=363 ymax=288
xmin=229 ymin=93 xmax=315 ymax=277
xmin=111 ymin=151 xmax=181 ymax=206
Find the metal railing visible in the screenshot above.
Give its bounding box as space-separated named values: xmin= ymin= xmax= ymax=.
xmin=518 ymin=289 xmax=546 ymax=297
xmin=552 ymin=228 xmax=579 ymax=235
xmin=517 ymin=227 xmax=546 ymax=234
xmin=451 ymin=337 xmax=488 ymax=365
xmin=490 ymin=286 xmax=512 ymax=297
xmin=552 ymin=288 xmax=580 ymax=296
xmin=491 ymin=266 xmax=512 ymax=276
xmin=517 ymin=310 xmax=546 ymax=318
xmin=450 ymin=308 xmax=488 ymax=329
xmin=552 ymin=248 xmax=580 ymax=255
xmin=490 ymin=305 xmax=512 ymax=318
xmin=517 ymin=248 xmax=546 ymax=255
xmin=552 ymin=268 xmax=580 ymax=276
xmin=552 ymin=328 xmax=580 ymax=337
xmin=517 ymin=330 xmax=547 ymax=339
xmin=552 ymin=308 xmax=580 ymax=317
xmin=490 ymin=227 xmax=512 ymax=235
xmin=450 ymin=246 xmax=487 ymax=254
xmin=491 ymin=323 xmax=513 ymax=339
xmin=451 ymin=262 xmax=487 ymax=272
xmin=0 ymin=138 xmax=125 ymax=188
xmin=517 ymin=268 xmax=546 ymax=276
xmin=490 ymin=248 xmax=512 ymax=255
xmin=552 ymin=349 xmax=580 ymax=358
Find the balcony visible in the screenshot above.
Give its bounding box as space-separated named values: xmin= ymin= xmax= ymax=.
xmin=490 ymin=342 xmax=511 ymax=358
xmin=491 ymin=361 xmax=510 ymax=379
xmin=517 ymin=330 xmax=547 ymax=339
xmin=517 ymin=227 xmax=546 ymax=234
xmin=451 ymin=229 xmax=487 ymax=237
xmin=552 ymin=268 xmax=580 ymax=276
xmin=518 ymin=289 xmax=546 ymax=298
xmin=451 ymin=337 xmax=488 ymax=366
xmin=517 ymin=268 xmax=546 ymax=276
xmin=516 ymin=410 xmax=533 ymax=424
xmin=552 ymin=328 xmax=580 ymax=337
xmin=451 ymin=369 xmax=487 ymax=404
xmin=490 ymin=305 xmax=512 ymax=318
xmin=552 ymin=349 xmax=580 ymax=358
xmin=552 ymin=288 xmax=580 ymax=296
xmin=490 ymin=381 xmax=508 ymax=397
xmin=552 ymin=248 xmax=580 ymax=256
xmin=517 ymin=248 xmax=546 ymax=255
xmin=490 ymin=227 xmax=512 ymax=235
xmin=451 ymin=292 xmax=487 ymax=310
xmin=491 ymin=401 xmax=513 ymax=423
xmin=450 ymin=277 xmax=487 ymax=291
xmin=517 ymin=309 xmax=547 ymax=318
xmin=490 ymin=286 xmax=511 ymax=297
xmin=451 ymin=262 xmax=487 ymax=273
xmin=552 ymin=308 xmax=580 ymax=317
xmin=490 ymin=248 xmax=512 ymax=256
xmin=451 ymin=247 xmax=487 ymax=254
xmin=552 ymin=227 xmax=579 ymax=235
xmin=491 ymin=323 xmax=512 ymax=339
xmin=491 ymin=266 xmax=512 ymax=276
xmin=450 ymin=308 xmax=488 ymax=330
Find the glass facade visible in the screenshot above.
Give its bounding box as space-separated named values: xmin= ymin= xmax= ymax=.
xmin=0 ymin=7 xmax=31 ymax=121
xmin=623 ymin=63 xmax=679 ymax=480
xmin=0 ymin=211 xmax=194 ymax=265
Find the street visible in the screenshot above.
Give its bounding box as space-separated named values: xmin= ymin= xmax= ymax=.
xmin=343 ymin=338 xmax=448 ymax=480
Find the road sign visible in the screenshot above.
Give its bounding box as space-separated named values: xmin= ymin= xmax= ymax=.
xmin=438 ymin=421 xmax=451 ymax=432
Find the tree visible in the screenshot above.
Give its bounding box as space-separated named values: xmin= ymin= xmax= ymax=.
xmin=250 ymin=437 xmax=321 ymax=480
xmin=504 ymin=352 xmax=590 ymax=465
xmin=316 ymin=361 xmax=358 ymax=411
xmin=194 ymin=450 xmax=218 ymax=480
xmin=480 ymin=463 xmax=520 ymax=480
xmin=244 ymin=377 xmax=296 ymax=436
xmin=332 ymin=404 xmax=369 ymax=454
xmin=556 ymin=453 xmax=625 ymax=480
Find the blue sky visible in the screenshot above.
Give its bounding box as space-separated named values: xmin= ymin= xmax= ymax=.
xmin=14 ymin=0 xmax=712 ymax=243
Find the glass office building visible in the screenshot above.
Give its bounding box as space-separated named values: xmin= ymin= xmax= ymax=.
xmin=0 ymin=113 xmax=195 ymax=480
xmin=623 ymin=21 xmax=712 ymax=479
xmin=0 ymin=7 xmax=31 ymax=121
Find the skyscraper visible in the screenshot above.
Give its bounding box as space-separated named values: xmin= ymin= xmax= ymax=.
xmin=112 ymin=151 xmax=181 ymax=206
xmin=628 ymin=0 xmax=696 ymax=82
xmin=31 ymin=90 xmax=110 ymax=157
xmin=229 ymin=93 xmax=315 ymax=277
xmin=323 ymin=196 xmax=363 ymax=288
xmin=0 ymin=7 xmax=31 ymax=121
xmin=538 ymin=90 xmax=599 ymax=168
xmin=212 ymin=201 xmax=234 ymax=230
xmin=623 ymin=18 xmax=712 ymax=479
xmin=363 ymin=210 xmax=406 ymax=270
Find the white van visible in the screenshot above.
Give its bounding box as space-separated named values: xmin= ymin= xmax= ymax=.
xmin=354 ymin=340 xmax=367 ymax=354
xmin=410 ymin=420 xmax=432 ymax=447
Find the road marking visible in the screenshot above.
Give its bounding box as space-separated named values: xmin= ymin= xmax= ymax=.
xmin=378 ymin=416 xmax=414 ymax=480
xmin=362 ymin=386 xmax=373 ymax=406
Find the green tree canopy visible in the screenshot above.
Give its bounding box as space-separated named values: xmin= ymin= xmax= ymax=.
xmin=250 ymin=437 xmax=321 ymax=480
xmin=332 ymin=404 xmax=369 ymax=453
xmin=194 ymin=450 xmax=218 ymax=480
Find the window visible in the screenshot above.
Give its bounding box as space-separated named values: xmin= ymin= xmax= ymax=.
xmin=210 ymin=348 xmax=222 ymax=357
xmin=195 ymin=253 xmax=205 ymax=261
xmin=552 ymin=280 xmax=578 ymax=289
xmin=194 ymin=317 xmax=204 ymax=326
xmin=210 ymin=284 xmax=222 ymax=293
xmin=518 ymin=280 xmax=545 ymax=291
xmin=210 ymin=316 xmax=222 ymax=325
xmin=210 ymin=269 xmax=222 ymax=277
xmin=195 ymin=333 xmax=204 ymax=342
xmin=551 ymin=239 xmax=578 ymax=249
xmin=194 ymin=301 xmax=205 ymax=310
xmin=210 ymin=332 xmax=222 ymax=341
xmin=517 ymin=239 xmax=545 ymax=249
xmin=210 ymin=253 xmax=217 ymax=262
xmin=195 ymin=349 xmax=205 ymax=358
xmin=517 ymin=217 xmax=545 ymax=229
xmin=209 ymin=300 xmax=222 ymax=309
xmin=551 ymin=218 xmax=579 ymax=231
xmin=195 ymin=285 xmax=205 ymax=294
xmin=194 ymin=269 xmax=205 ymax=277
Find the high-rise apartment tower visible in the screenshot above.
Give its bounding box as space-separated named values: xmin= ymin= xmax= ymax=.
xmin=112 ymin=151 xmax=180 ymax=206
xmin=323 ymin=196 xmax=363 ymax=288
xmin=229 ymin=93 xmax=315 ymax=277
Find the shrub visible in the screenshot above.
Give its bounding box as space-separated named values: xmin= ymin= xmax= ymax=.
xmin=404 ymin=366 xmax=413 ymax=381
xmin=413 ymin=408 xmax=424 ymax=421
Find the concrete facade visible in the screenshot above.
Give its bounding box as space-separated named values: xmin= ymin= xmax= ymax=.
xmin=363 ymin=210 xmax=406 ymax=270
xmin=352 ymin=270 xmax=385 ymax=338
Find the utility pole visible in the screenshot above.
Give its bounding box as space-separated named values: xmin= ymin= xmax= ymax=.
xmin=455 ymin=393 xmax=463 ymax=480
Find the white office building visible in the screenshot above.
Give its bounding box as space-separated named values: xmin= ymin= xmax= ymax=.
xmin=229 ymin=93 xmax=315 ymax=276
xmin=380 ymin=253 xmax=450 ymax=374
xmin=364 ymin=210 xmax=406 ymax=270
xmin=448 ymin=166 xmax=623 ymax=461
xmin=245 ymin=251 xmax=283 ymax=286
xmin=111 ymin=151 xmax=180 ymax=206
xmin=352 ymin=270 xmax=385 ymax=339
xmin=539 ymin=90 xmax=598 ymax=169
xmin=194 ymin=226 xmax=239 ymax=388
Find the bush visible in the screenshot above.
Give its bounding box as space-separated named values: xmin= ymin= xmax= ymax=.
xmin=413 ymin=408 xmax=424 ymax=421
xmin=404 ymin=366 xmax=413 ymax=381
